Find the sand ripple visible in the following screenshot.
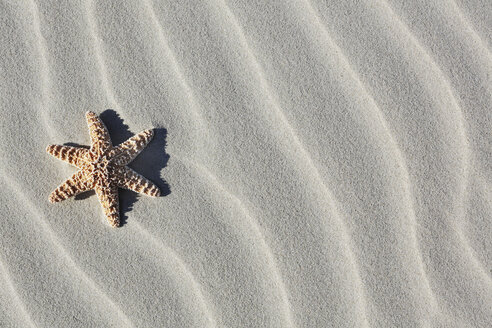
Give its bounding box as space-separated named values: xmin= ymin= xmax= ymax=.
xmin=0 ymin=0 xmax=490 ymax=326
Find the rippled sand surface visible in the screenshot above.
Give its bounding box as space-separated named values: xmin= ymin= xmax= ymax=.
xmin=0 ymin=1 xmax=491 ymax=327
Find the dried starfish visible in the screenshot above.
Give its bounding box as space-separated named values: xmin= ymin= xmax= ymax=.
xmin=46 ymin=111 xmax=160 ymax=227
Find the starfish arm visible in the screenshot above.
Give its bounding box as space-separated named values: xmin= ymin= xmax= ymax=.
xmin=115 ymin=166 xmax=160 ymax=197
xmin=49 ymin=170 xmax=91 ymax=203
xmin=46 ymin=145 xmax=89 ymax=168
xmin=95 ymin=184 xmax=120 ymax=227
xmin=110 ymin=129 xmax=154 ymax=165
xmin=86 ymin=111 xmax=112 ymax=155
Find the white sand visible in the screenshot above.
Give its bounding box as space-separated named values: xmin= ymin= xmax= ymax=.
xmin=0 ymin=0 xmax=491 ymax=327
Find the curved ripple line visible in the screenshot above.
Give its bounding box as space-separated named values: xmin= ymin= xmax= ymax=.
xmin=466 ymin=180 xmax=492 ymax=281
xmin=178 ymin=157 xmax=295 ymax=327
xmin=145 ymin=0 xmax=201 ymax=118
xmin=0 ymin=256 xmax=37 ymax=328
xmin=449 ymin=177 xmax=492 ymax=284
xmin=145 ymin=0 xmax=212 ymax=139
xmin=386 ymin=1 xmax=491 ymax=286
xmin=81 ymin=3 xmax=217 ymax=316
xmin=131 ymin=222 xmax=218 ymax=328
xmin=84 ymin=0 xmax=118 ymax=108
xmin=29 ymin=0 xmax=59 ymax=143
xmin=455 ymin=226 xmax=492 ymax=284
xmin=28 ymin=7 xmax=133 ymax=324
xmin=303 ymin=0 xmax=444 ymax=307
xmin=0 ymin=173 xmax=134 ymax=327
xmin=450 ymin=0 xmax=492 ymax=57
xmin=218 ymin=0 xmax=370 ymax=325
xmin=378 ymin=0 xmax=492 ymax=291
xmin=141 ymin=8 xmax=294 ymax=322
xmin=375 ymin=0 xmax=469 ymax=154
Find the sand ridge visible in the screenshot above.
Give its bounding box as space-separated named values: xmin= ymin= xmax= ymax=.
xmin=0 ymin=0 xmax=490 ymax=327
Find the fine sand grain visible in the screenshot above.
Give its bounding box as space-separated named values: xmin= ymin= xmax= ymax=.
xmin=0 ymin=0 xmax=491 ymax=327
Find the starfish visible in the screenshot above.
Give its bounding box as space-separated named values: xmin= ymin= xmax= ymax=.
xmin=46 ymin=111 xmax=161 ymax=227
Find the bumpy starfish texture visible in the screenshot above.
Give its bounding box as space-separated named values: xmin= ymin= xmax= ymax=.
xmin=47 ymin=111 xmax=160 ymax=227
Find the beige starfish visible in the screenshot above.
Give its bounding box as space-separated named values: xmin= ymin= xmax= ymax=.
xmin=46 ymin=111 xmax=161 ymax=227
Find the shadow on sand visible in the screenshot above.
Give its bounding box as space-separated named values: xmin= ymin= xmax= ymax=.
xmin=66 ymin=109 xmax=170 ymax=226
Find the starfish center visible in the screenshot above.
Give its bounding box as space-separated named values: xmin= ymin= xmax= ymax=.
xmin=88 ymin=155 xmax=113 ymax=185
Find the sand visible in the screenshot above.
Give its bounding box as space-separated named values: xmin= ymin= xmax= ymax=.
xmin=0 ymin=0 xmax=491 ymax=327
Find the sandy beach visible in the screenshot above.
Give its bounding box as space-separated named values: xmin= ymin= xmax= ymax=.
xmin=0 ymin=0 xmax=491 ymax=327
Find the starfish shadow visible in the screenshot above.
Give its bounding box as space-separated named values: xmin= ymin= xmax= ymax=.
xmin=66 ymin=109 xmax=170 ymax=226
